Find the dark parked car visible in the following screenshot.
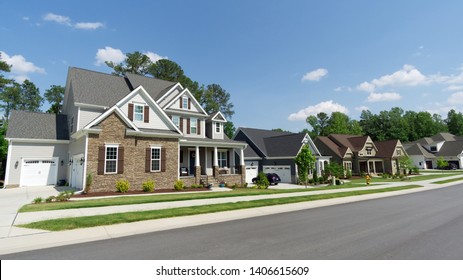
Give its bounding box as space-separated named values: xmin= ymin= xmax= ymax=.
xmin=252 ymin=173 xmax=282 ymax=185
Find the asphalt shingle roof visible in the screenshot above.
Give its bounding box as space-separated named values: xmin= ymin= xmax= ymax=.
xmin=6 ymin=110 xmax=69 ymax=140
xmin=236 ymin=128 xmax=293 ymax=157
xmin=125 ymin=73 xmax=177 ymax=101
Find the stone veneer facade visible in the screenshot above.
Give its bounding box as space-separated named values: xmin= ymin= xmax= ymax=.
xmin=86 ymin=113 xmax=179 ymax=192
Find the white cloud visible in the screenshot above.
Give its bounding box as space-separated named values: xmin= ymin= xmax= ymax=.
xmin=355 ymin=106 xmax=370 ymax=112
xmin=448 ymin=92 xmax=463 ymax=104
xmin=75 ymin=22 xmax=104 ymax=30
xmin=43 ymin=13 xmax=71 ymax=26
xmin=22 ymin=16 xmax=30 ymax=21
xmin=367 ymin=92 xmax=402 ymax=102
xmin=288 ymin=100 xmax=349 ymax=121
xmin=334 ymin=86 xmax=352 ymax=92
xmin=357 ymin=64 xmax=429 ymax=92
xmin=95 ymin=47 xmax=126 ymax=66
xmin=302 ymin=68 xmax=328 ymax=82
xmin=43 ymin=13 xmax=104 ymax=30
xmin=144 ymin=51 xmax=167 ymax=63
xmin=0 ymin=51 xmax=46 ymax=81
xmin=443 ymin=85 xmax=463 ymax=91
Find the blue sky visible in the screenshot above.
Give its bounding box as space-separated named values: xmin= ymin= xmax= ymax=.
xmin=2 ymin=0 xmax=463 ymax=132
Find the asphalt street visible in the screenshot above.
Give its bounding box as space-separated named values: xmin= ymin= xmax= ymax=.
xmin=3 ymin=183 xmax=463 ymax=259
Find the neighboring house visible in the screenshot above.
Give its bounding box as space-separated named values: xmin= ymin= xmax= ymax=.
xmin=4 ymin=67 xmax=247 ymax=191
xmin=233 ymin=127 xmax=330 ymax=184
xmin=314 ymin=134 xmax=407 ymax=175
xmin=404 ymin=132 xmax=463 ymax=169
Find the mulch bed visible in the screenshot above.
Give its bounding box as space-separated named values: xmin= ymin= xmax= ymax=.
xmin=72 ymin=187 xmax=211 ymax=198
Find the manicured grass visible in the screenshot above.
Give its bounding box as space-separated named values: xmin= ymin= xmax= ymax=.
xmin=349 ymin=173 xmax=463 ymax=184
xmin=431 ymin=177 xmax=463 ymax=184
xmin=20 ymin=185 xmax=422 ymax=231
xmin=19 ymin=183 xmax=373 ymax=213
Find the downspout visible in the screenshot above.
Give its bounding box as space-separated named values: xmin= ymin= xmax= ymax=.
xmin=4 ymin=139 xmax=13 ymax=187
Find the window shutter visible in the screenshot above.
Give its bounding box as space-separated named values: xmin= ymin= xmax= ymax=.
xmin=180 ymin=117 xmax=184 ymax=132
xmin=98 ymin=146 xmax=105 ymax=175
xmin=145 ymin=148 xmax=151 ymax=173
xmin=179 ymin=98 xmax=183 ymax=108
xmin=187 ymin=118 xmax=191 ymax=134
xmin=180 ymin=150 xmax=183 ymax=163
xmin=227 ymin=151 xmax=230 ymax=168
xmin=197 ymin=120 xmax=201 ymax=135
xmin=117 ymin=146 xmax=124 ymax=174
xmin=144 ymin=106 xmax=149 ymax=123
xmin=128 ymin=104 xmax=134 ymax=121
xmin=161 ymin=148 xmax=166 ymax=172
xmin=188 ymin=98 xmax=191 ymax=109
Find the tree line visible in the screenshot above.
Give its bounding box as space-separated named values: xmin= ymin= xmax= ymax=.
xmin=301 ymin=107 xmax=463 ymax=142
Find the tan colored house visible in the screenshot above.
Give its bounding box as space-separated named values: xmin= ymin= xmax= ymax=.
xmin=5 ymin=67 xmax=247 ymax=191
xmin=314 ymin=134 xmax=407 ymax=175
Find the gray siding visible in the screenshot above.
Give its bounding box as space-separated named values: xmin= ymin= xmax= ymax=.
xmin=6 ymin=142 xmax=69 ymax=186
xmin=78 ymin=107 xmax=104 ymax=130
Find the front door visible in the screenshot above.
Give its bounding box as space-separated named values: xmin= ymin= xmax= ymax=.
xmin=71 ymin=154 xmax=84 ymax=190
xmin=189 ymin=151 xmax=195 ymax=175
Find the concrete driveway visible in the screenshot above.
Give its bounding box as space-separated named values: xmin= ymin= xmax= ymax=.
xmin=0 ymin=186 xmax=69 ymax=238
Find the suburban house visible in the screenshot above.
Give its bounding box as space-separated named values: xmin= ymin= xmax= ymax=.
xmin=233 ymin=127 xmax=330 ymax=184
xmin=314 ymin=134 xmax=407 ymax=175
xmin=4 ymin=67 xmax=247 ymax=191
xmin=404 ymin=132 xmax=463 ymax=169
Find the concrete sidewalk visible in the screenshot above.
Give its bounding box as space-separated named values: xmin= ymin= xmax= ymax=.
xmin=1 ymin=174 xmax=462 ymax=255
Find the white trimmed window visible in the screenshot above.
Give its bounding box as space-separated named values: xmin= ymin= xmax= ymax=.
xmin=218 ymin=151 xmax=227 ymax=168
xmin=172 ymin=115 xmax=180 ymax=128
xmin=151 ymin=147 xmax=161 ymax=172
xmin=215 ymin=122 xmax=221 ymax=133
xmin=105 ymin=145 xmax=118 ymax=174
xmin=134 ymin=104 xmax=144 ymax=121
xmin=191 ymin=118 xmax=197 ymax=134
xmin=182 ymin=97 xmax=188 ymax=109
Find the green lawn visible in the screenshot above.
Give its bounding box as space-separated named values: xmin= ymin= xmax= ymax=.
xmin=20 ymin=183 xmax=373 ymax=213
xmin=431 ymin=177 xmax=463 ymax=184
xmin=20 ymin=185 xmax=422 ymax=231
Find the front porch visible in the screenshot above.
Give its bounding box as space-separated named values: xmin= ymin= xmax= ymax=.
xmin=179 ymin=141 xmax=246 ymax=187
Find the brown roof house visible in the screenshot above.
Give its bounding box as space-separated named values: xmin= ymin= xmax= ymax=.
xmin=5 ymin=67 xmax=247 ymax=190
xmin=314 ymin=134 xmax=407 ymax=175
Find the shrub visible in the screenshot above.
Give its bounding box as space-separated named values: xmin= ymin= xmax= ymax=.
xmin=345 ymin=169 xmax=352 ymax=179
xmin=33 ymin=197 xmax=43 ymax=204
xmin=116 ymin=179 xmax=130 ymax=193
xmin=142 ymin=179 xmax=155 ymax=192
xmin=174 ymin=180 xmax=185 ymax=191
xmin=412 ymin=167 xmax=420 ymax=175
xmin=335 ymin=179 xmax=341 ymax=185
xmin=45 ymin=196 xmax=55 ymax=203
xmin=255 ymin=172 xmax=269 ymax=189
xmin=84 ymin=173 xmax=93 ymax=193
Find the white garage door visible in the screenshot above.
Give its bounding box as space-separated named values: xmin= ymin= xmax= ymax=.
xmin=263 ymin=165 xmax=292 ymax=183
xmin=245 ymin=166 xmax=258 ymax=184
xmin=20 ymin=158 xmax=58 ymax=187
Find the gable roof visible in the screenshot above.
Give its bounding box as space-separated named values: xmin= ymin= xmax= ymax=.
xmin=67 ymin=67 xmax=129 ymax=107
xmin=6 ymin=110 xmax=69 ymax=141
xmin=125 ymin=72 xmax=177 ymax=101
xmin=328 ymin=134 xmax=374 ymax=152
xmin=404 ymin=143 xmax=435 ymax=158
xmin=315 ymin=136 xmax=348 ymax=158
xmin=234 ymin=127 xmax=319 ymax=158
xmin=375 ymin=139 xmax=400 ymax=158
xmin=436 ymin=141 xmax=463 ymax=156
xmin=66 ymin=68 xmax=179 ymax=108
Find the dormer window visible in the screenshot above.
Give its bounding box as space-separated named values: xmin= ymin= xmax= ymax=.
xmin=215 ymin=122 xmax=221 ymax=133
xmin=134 ymin=104 xmax=144 ymax=121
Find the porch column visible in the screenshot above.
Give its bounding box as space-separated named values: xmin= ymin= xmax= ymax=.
xmin=240 ymin=148 xmax=246 ymax=186
xmin=195 ymin=146 xmax=201 ymax=184
xmin=213 ymin=146 xmax=219 ymax=177
xmin=230 ymin=148 xmax=236 ymax=174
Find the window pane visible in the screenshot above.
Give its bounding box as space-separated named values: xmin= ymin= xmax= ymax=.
xmin=152 ymin=160 xmax=160 ymax=171
xmin=106 ymin=161 xmax=116 ymax=173
xmin=106 ymin=147 xmax=117 ymax=160
xmin=151 ymin=148 xmax=161 ymax=171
